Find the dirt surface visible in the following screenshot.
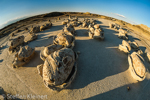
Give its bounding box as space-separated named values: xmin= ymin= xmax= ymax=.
xmin=0 ymin=16 xmax=150 ymax=100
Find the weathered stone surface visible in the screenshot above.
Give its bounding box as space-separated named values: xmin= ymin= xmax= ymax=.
xmin=82 ymin=22 xmax=87 ymax=28
xmin=93 ymin=28 xmax=104 ymax=40
xmin=94 ymin=24 xmax=100 ymax=29
xmin=8 ymin=36 xmax=24 ymax=49
xmin=147 ymin=52 xmax=150 ymax=62
xmin=30 ymin=26 xmax=40 ymax=33
xmin=122 ymin=40 xmax=131 ymax=51
xmin=40 ymin=23 xmax=52 ymax=31
xmin=130 ymin=41 xmax=139 ymax=50
xmin=12 ymin=46 xmax=35 ymax=68
xmin=37 ymin=48 xmax=77 ymax=90
xmin=53 ymin=32 xmax=75 ymax=48
xmin=109 ymin=23 xmax=114 ymax=28
xmin=62 ymin=21 xmax=67 ymax=25
xmin=89 ymin=31 xmax=93 ymax=39
xmin=118 ymin=29 xmax=128 ymax=40
xmin=40 ymin=44 xmax=63 ymax=61
xmin=119 ymin=44 xmax=129 ymax=53
xmin=70 ymin=21 xmax=78 ymax=27
xmin=63 ymin=24 xmax=75 ymax=35
xmin=137 ymin=49 xmax=143 ymax=55
xmin=24 ymin=33 xmax=37 ymax=42
xmin=128 ymin=52 xmax=146 ymax=81
xmin=89 ymin=27 xmax=95 ymax=33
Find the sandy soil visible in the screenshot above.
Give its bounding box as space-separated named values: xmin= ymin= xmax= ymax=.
xmin=0 ymin=17 xmax=150 ymax=100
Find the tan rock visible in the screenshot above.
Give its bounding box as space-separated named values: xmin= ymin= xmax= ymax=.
xmin=119 ymin=44 xmax=129 ymax=53
xmin=30 ymin=26 xmax=40 ymax=33
xmin=40 ymin=23 xmax=52 ymax=31
xmin=109 ymin=23 xmax=114 ymax=28
xmin=118 ymin=29 xmax=128 ymax=40
xmin=8 ymin=36 xmax=24 ymax=53
xmin=119 ymin=40 xmax=131 ymax=53
xmin=82 ymin=22 xmax=87 ymax=28
xmin=40 ymin=44 xmax=63 ymax=61
xmin=94 ymin=24 xmax=100 ymax=29
xmin=89 ymin=31 xmax=93 ymax=39
xmin=24 ymin=33 xmax=37 ymax=42
xmin=12 ymin=46 xmax=35 ymax=68
xmin=53 ymin=32 xmax=75 ymax=49
xmin=147 ymin=52 xmax=150 ymax=62
xmin=128 ymin=52 xmax=146 ymax=81
xmin=63 ymin=24 xmax=75 ymax=35
xmin=122 ymin=40 xmax=131 ymax=51
xmin=62 ymin=21 xmax=67 ymax=25
xmin=93 ymin=28 xmax=104 ymax=40
xmin=37 ymin=48 xmax=77 ymax=90
xmin=130 ymin=41 xmax=139 ymax=50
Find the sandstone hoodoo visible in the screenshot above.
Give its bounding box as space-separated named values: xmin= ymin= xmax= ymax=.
xmin=128 ymin=52 xmax=146 ymax=81
xmin=12 ymin=46 xmax=35 ymax=68
xmin=37 ymin=48 xmax=77 ymax=91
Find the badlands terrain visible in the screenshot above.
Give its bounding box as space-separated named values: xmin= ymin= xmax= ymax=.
xmin=0 ymin=12 xmax=150 ymax=100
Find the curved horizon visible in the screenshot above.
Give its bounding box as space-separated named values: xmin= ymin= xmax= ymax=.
xmin=0 ymin=0 xmax=150 ymax=29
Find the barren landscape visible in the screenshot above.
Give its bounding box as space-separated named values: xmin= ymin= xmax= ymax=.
xmin=0 ymin=12 xmax=150 ymax=100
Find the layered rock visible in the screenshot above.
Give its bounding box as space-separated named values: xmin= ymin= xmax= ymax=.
xmin=37 ymin=48 xmax=77 ymax=90
xmin=8 ymin=36 xmax=24 ymax=53
xmin=53 ymin=32 xmax=75 ymax=48
xmin=119 ymin=40 xmax=131 ymax=53
xmin=12 ymin=46 xmax=35 ymax=68
xmin=128 ymin=52 xmax=146 ymax=81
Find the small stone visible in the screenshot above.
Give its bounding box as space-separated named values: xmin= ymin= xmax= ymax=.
xmin=127 ymin=86 xmax=130 ymax=91
xmin=77 ymin=51 xmax=80 ymax=54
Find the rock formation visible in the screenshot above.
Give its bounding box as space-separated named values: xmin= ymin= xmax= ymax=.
xmin=128 ymin=52 xmax=146 ymax=81
xmin=37 ymin=48 xmax=77 ymax=91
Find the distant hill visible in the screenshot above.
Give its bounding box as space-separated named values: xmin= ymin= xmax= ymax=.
xmin=139 ymin=24 xmax=150 ymax=32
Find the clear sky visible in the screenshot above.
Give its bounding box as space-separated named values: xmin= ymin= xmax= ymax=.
xmin=0 ymin=0 xmax=150 ymax=29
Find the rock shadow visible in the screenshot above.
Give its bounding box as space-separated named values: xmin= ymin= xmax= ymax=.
xmin=67 ymin=25 xmax=129 ymax=90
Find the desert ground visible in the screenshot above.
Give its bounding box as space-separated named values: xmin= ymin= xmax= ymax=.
xmin=0 ymin=12 xmax=150 ymax=100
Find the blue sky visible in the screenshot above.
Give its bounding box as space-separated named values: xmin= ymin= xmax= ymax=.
xmin=0 ymin=0 xmax=150 ymax=29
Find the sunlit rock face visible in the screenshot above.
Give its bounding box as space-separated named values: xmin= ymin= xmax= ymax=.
xmin=37 ymin=48 xmax=77 ymax=90
xmin=40 ymin=44 xmax=63 ymax=61
xmin=12 ymin=46 xmax=35 ymax=68
xmin=128 ymin=52 xmax=146 ymax=81
xmin=53 ymin=32 xmax=75 ymax=48
xmin=119 ymin=40 xmax=131 ymax=53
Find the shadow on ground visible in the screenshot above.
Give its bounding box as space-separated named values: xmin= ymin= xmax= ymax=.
xmin=68 ymin=26 xmax=129 ymax=90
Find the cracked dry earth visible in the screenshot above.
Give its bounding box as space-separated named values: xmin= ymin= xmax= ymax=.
xmin=0 ymin=17 xmax=150 ymax=100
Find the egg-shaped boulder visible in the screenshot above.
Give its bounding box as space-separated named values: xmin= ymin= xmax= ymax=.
xmin=53 ymin=32 xmax=75 ymax=49
xmin=37 ymin=48 xmax=77 ymax=90
xmin=128 ymin=52 xmax=146 ymax=81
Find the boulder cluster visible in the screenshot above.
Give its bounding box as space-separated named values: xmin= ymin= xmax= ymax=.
xmin=37 ymin=17 xmax=78 ymax=90
xmin=118 ymin=37 xmax=146 ymax=81
xmin=88 ymin=24 xmax=104 ymax=40
xmin=8 ymin=21 xmax=53 ymax=68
